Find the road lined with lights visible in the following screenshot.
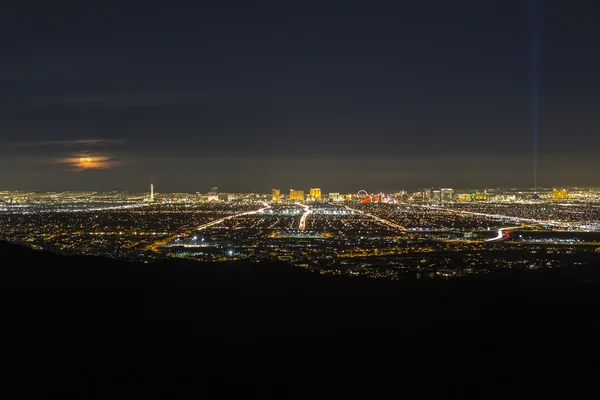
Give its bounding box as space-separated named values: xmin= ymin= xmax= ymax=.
xmin=410 ymin=203 xmax=570 ymax=228
xmin=195 ymin=202 xmax=271 ymax=231
xmin=3 ymin=203 xmax=150 ymax=214
xmin=147 ymin=202 xmax=270 ymax=251
xmin=299 ymin=203 xmax=311 ymax=230
xmin=344 ymin=205 xmax=406 ymax=231
xmin=406 ymin=203 xmax=541 ymax=243
xmin=485 ymin=226 xmax=527 ymax=242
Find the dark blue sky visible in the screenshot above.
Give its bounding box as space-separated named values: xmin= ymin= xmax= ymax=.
xmin=1 ymin=0 xmax=600 ymax=193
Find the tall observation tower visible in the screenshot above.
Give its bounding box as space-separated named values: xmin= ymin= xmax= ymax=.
xmin=150 ymin=180 xmax=154 ymax=201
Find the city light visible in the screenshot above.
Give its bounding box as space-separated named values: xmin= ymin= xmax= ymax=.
xmin=1 ymin=186 xmax=599 ymax=279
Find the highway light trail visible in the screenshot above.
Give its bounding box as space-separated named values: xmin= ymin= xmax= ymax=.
xmin=485 ymin=226 xmax=526 ymax=242
xmin=299 ymin=203 xmax=311 ymax=230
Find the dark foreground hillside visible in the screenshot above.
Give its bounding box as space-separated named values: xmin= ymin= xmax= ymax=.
xmin=3 ymin=241 xmax=600 ymax=398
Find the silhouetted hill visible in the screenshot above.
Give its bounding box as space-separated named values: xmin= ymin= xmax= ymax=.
xmin=3 ymin=241 xmax=600 ymax=398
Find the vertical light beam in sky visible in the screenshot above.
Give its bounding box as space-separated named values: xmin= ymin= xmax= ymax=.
xmin=531 ymin=0 xmax=541 ymax=192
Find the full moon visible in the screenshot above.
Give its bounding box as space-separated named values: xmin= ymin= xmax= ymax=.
xmin=80 ymin=157 xmax=92 ymax=165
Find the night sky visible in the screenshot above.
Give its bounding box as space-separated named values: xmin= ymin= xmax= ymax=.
xmin=2 ymin=0 xmax=600 ymax=193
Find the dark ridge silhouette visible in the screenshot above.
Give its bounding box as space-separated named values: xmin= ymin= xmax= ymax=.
xmin=2 ymin=240 xmax=600 ymax=397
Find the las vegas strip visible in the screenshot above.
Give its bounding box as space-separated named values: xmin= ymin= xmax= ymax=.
xmin=2 ymin=182 xmax=600 ymax=280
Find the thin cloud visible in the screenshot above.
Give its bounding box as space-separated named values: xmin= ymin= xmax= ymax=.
xmin=55 ymin=154 xmax=123 ymax=171
xmin=16 ymin=139 xmax=125 ymax=147
xmin=38 ymin=92 xmax=207 ymax=109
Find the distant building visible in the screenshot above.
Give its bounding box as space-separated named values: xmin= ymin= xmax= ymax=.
xmin=552 ymin=189 xmax=568 ymax=200
xmin=441 ymin=188 xmax=454 ymax=202
xmin=456 ymin=193 xmax=471 ymax=202
xmin=218 ymin=193 xmax=229 ymax=202
xmin=329 ymin=193 xmax=343 ymax=202
xmin=432 ymin=190 xmax=441 ymax=201
xmin=289 ymin=189 xmax=305 ymax=201
xmin=207 ymin=186 xmax=219 ymax=201
xmin=309 ymin=188 xmax=322 ymax=201
xmin=272 ymin=189 xmax=281 ymax=202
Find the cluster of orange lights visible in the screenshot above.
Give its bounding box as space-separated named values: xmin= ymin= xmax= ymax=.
xmin=56 ymin=155 xmax=121 ymax=170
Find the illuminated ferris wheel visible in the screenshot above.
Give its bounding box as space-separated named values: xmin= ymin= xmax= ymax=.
xmin=356 ymin=190 xmax=369 ymax=200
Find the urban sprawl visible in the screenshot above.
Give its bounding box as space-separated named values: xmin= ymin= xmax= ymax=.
xmin=2 ymin=185 xmax=600 ymax=279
